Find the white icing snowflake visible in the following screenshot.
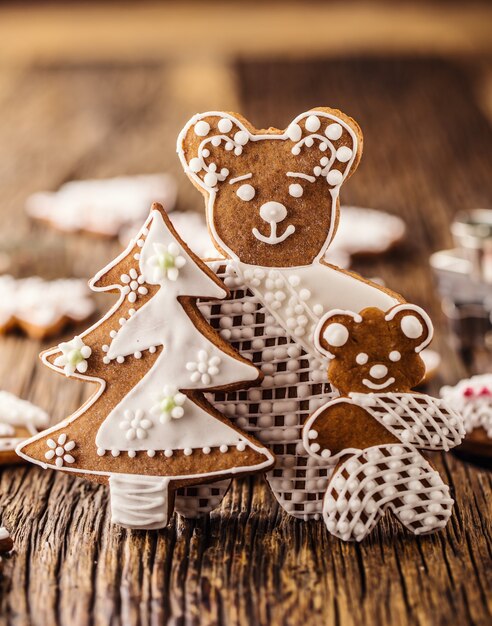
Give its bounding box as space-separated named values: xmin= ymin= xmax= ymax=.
xmin=150 ymin=385 xmax=186 ymax=423
xmin=147 ymin=242 xmax=186 ymax=282
xmin=120 ymin=268 xmax=148 ymax=303
xmin=119 ymin=409 xmax=153 ymax=441
xmin=54 ymin=336 xmax=92 ymax=376
xmin=185 ymin=350 xmax=221 ymax=385
xmin=44 ymin=433 xmax=76 ymax=467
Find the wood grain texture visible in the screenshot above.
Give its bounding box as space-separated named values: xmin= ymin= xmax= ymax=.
xmin=0 ymin=56 xmax=491 ymax=626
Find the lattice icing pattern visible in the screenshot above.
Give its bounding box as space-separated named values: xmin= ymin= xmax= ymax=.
xmin=174 ymin=262 xmax=336 ymax=520
xmin=324 ymin=444 xmax=454 ymax=542
xmin=441 ymin=374 xmax=492 ymax=438
xmin=349 ymin=392 xmax=465 ymax=451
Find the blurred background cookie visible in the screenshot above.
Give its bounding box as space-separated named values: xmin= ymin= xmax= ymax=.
xmin=441 ymin=374 xmax=492 ymax=456
xmin=0 ymin=390 xmax=49 ymax=465
xmin=325 ymin=206 xmax=406 ymax=267
xmin=26 ymin=173 xmax=176 ymax=238
xmin=0 ymin=275 xmax=95 ymax=339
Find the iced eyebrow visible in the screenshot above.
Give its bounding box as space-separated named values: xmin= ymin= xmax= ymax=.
xmin=287 ymin=172 xmax=316 ymax=183
xmin=229 ymin=173 xmax=252 ymax=185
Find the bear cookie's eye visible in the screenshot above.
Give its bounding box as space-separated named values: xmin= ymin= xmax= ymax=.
xmin=356 ymin=353 xmax=368 ymax=365
xmin=289 ymin=183 xmax=303 ymax=198
xmin=236 ymin=184 xmax=255 ymax=201
xmin=389 ymin=351 xmax=401 ymax=362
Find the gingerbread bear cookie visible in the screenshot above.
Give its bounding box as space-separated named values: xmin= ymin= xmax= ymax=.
xmin=17 ymin=204 xmax=274 ymax=529
xmin=175 ymin=107 xmax=407 ymax=520
xmin=302 ymin=305 xmax=465 ymax=541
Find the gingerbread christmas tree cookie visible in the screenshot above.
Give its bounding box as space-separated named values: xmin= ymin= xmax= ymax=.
xmin=17 ymin=204 xmax=274 ymax=529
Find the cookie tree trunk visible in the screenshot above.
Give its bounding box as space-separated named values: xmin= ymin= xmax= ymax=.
xmin=17 ymin=205 xmax=274 ymax=529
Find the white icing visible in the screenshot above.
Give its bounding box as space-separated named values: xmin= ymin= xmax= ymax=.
xmin=322 ymin=323 xmax=349 ymax=348
xmin=194 ymin=121 xmax=210 ymax=136
xmin=237 ymin=184 xmax=255 ymax=201
xmin=287 ymin=172 xmax=315 ymax=183
xmin=186 ymin=350 xmax=221 ymax=385
xmin=119 ymin=409 xmax=153 ymax=441
xmin=150 ymin=385 xmax=186 ymax=423
xmin=109 ymin=474 xmax=171 ymax=529
xmin=389 ymin=351 xmax=401 ymax=362
xmin=44 ymin=433 xmax=76 ymax=467
xmin=356 ymin=353 xmax=368 ymax=365
xmin=369 ymin=364 xmax=388 ymax=379
xmin=289 ymin=184 xmax=303 ymax=198
xmin=96 ymin=350 xmax=252 ymax=452
xmin=145 ymin=241 xmax=186 ymax=283
xmin=234 ymin=264 xmax=396 ymax=366
xmin=26 ymin=174 xmax=176 ymax=237
xmin=401 ymin=315 xmax=423 ymax=339
xmin=54 ymin=336 xmax=92 ymax=377
xmin=325 ymin=123 xmax=343 ymax=140
xmin=362 ymin=377 xmax=396 ymax=391
xmin=106 ymin=211 xmax=227 ymax=360
xmin=0 ymin=391 xmax=49 ymax=430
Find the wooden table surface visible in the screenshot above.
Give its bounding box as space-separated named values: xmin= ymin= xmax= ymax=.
xmin=0 ymin=55 xmax=491 ymax=626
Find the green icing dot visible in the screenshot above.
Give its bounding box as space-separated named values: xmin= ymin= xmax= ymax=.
xmin=158 ymin=252 xmax=175 ymax=271
xmin=161 ymin=397 xmax=176 ymax=413
xmin=67 ymin=349 xmax=84 ymax=366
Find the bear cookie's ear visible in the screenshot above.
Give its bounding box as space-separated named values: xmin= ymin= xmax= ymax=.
xmin=385 ymin=304 xmax=433 ymax=353
xmin=177 ymin=111 xmax=254 ymax=194
xmin=177 ymin=107 xmax=363 ymax=196
xmin=285 ymin=108 xmax=362 ymax=187
xmin=315 ymin=309 xmax=362 ymax=359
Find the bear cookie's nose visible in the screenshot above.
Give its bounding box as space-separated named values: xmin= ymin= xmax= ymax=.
xmin=369 ymin=364 xmax=388 ymax=379
xmin=259 ymin=202 xmax=288 ymax=224
xmin=253 ymin=202 xmax=296 ymax=245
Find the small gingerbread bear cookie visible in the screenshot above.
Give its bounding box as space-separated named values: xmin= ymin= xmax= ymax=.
xmin=303 ymin=305 xmax=465 ymax=541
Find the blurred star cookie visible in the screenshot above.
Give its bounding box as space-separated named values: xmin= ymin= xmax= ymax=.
xmin=0 ymin=275 xmax=95 ymax=339
xmin=26 ymin=174 xmax=176 ymax=238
